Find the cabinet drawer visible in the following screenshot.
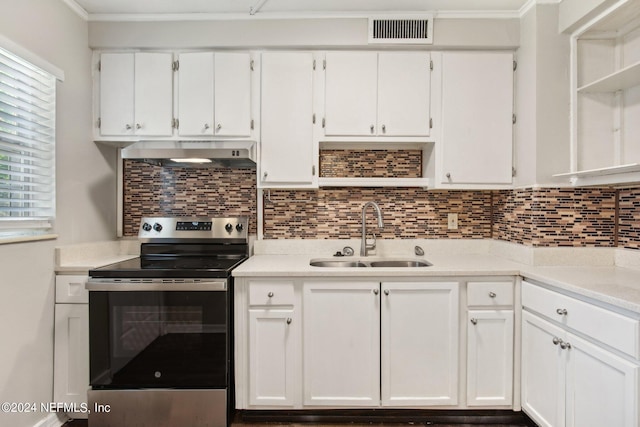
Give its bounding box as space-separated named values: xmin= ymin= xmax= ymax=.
xmin=249 ymin=281 xmax=295 ymax=306
xmin=467 ymin=281 xmax=513 ymax=307
xmin=522 ymin=281 xmax=640 ymax=358
xmin=55 ymin=275 xmax=89 ymax=304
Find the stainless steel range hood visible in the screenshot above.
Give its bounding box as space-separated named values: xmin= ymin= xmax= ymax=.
xmin=120 ymin=141 xmax=256 ymax=169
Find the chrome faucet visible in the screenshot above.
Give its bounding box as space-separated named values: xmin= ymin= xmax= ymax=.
xmin=361 ymin=201 xmax=384 ymax=256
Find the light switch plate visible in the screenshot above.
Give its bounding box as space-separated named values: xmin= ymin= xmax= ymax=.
xmin=448 ymin=213 xmax=459 ymax=230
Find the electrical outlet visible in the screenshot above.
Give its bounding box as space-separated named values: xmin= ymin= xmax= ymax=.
xmin=447 ymin=213 xmax=459 ymax=230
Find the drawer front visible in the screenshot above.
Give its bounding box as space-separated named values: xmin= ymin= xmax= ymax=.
xmin=249 ymin=281 xmax=295 ymax=306
xmin=55 ymin=275 xmax=89 ymax=304
xmin=467 ymin=281 xmax=513 ymax=307
xmin=522 ymin=280 xmax=640 ymax=358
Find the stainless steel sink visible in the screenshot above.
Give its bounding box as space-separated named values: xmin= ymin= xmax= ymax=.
xmin=309 ymin=260 xmax=369 ymax=267
xmin=369 ymin=260 xmax=432 ymax=267
xmin=309 ymin=259 xmax=431 ymax=268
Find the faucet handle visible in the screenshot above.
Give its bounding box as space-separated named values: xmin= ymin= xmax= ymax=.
xmin=365 ymin=233 xmax=377 ymax=251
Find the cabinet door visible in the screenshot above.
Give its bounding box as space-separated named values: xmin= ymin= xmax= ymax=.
xmin=303 ymin=281 xmax=380 ymax=406
xmin=214 ymin=52 xmax=252 ymax=137
xmin=248 ymin=310 xmax=296 ymax=406
xmin=467 ymin=310 xmax=514 ymax=406
xmin=565 ymin=333 xmax=638 ymax=427
xmin=177 ymin=52 xmax=214 ymax=136
xmin=440 ymin=52 xmax=514 ymax=185
xmin=260 ymin=52 xmax=315 ymax=185
xmin=378 ymin=52 xmax=431 ymax=136
xmin=53 ymin=304 xmax=89 ymax=416
xmin=324 ymin=52 xmax=378 ymax=136
xmin=99 ymin=53 xmax=134 ymax=136
xmin=521 ymin=311 xmax=565 ymax=427
xmin=134 ymin=52 xmax=173 ymax=136
xmin=381 ymin=282 xmax=459 ymax=406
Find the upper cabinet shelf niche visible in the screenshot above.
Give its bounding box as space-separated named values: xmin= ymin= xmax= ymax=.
xmin=560 ymin=0 xmax=640 ymax=186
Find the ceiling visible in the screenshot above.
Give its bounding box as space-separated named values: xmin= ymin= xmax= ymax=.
xmin=64 ymin=0 xmax=533 ymax=20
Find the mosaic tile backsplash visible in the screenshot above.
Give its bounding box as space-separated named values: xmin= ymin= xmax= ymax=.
xmin=123 ymin=160 xmax=257 ymax=236
xmin=122 ymin=161 xmax=640 ymax=249
xmin=320 ymin=149 xmax=422 ymax=178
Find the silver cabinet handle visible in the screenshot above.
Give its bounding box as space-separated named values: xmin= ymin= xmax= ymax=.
xmin=286 ymin=318 xmax=292 ymax=325
xmin=382 ymin=124 xmax=386 ymax=133
xmin=470 ymin=318 xmax=478 ymax=325
xmin=552 ymin=337 xmax=562 ymax=345
xmin=489 ymin=292 xmax=497 ymax=298
xmin=263 ymin=171 xmax=268 ymax=180
xmin=373 ymin=289 xmax=379 ymax=295
xmin=446 ymin=172 xmax=451 ymax=179
xmin=560 ymin=341 xmax=572 ymax=350
xmin=204 ymin=123 xmax=210 ymax=129
xmin=267 ymin=292 xmax=274 ymax=298
xmin=125 ymin=124 xmax=132 ymax=130
xmin=556 ymin=308 xmax=568 ymax=316
xmin=384 ymin=289 xmax=390 ymax=296
xmin=216 ymin=123 xmax=222 ymax=132
xmin=370 ymin=124 xmax=374 ymax=134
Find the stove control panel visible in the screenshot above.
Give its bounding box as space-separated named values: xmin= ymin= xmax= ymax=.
xmin=139 ymin=217 xmax=249 ymax=239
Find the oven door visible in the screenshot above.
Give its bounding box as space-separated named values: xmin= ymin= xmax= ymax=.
xmin=88 ymin=282 xmax=228 ymax=389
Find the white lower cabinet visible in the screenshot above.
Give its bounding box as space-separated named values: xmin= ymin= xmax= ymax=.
xmin=522 ymin=281 xmax=640 ymax=427
xmin=248 ymin=310 xmax=296 ymax=406
xmin=54 ymin=275 xmax=90 ymax=418
xmin=303 ymin=281 xmax=380 ymax=406
xmin=381 ymin=282 xmax=459 ymax=406
xmin=467 ymin=310 xmax=514 ymax=406
xmin=236 ymin=276 xmax=519 ymax=411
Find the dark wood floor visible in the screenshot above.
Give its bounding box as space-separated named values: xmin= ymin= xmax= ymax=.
xmin=63 ymin=411 xmax=538 ymax=427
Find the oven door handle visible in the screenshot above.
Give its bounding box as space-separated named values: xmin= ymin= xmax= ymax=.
xmin=86 ymin=280 xmax=227 ymax=291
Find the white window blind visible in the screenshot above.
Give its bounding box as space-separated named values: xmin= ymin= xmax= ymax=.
xmin=0 ymin=46 xmax=56 ymax=237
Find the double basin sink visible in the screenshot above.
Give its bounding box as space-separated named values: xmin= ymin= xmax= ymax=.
xmin=310 ymin=259 xmax=432 ymax=268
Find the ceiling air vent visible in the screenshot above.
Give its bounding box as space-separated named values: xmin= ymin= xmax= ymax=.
xmin=368 ymin=15 xmax=434 ymax=45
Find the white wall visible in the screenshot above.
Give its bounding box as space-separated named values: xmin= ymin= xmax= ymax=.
xmin=0 ymin=0 xmax=116 ymax=426
xmin=514 ymin=3 xmax=570 ymax=187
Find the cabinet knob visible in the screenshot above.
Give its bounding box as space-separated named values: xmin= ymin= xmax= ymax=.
xmin=125 ymin=124 xmax=132 ymax=130
xmin=470 ymin=318 xmax=478 ymax=325
xmin=384 ymin=289 xmax=390 ymax=296
xmin=489 ymin=292 xmax=497 ymax=298
xmin=373 ymin=289 xmax=379 ymax=295
xmin=446 ymin=173 xmax=451 ymax=179
xmin=136 ymin=123 xmax=142 ymax=130
xmin=267 ymin=292 xmax=274 ymax=298
xmin=552 ymin=337 xmax=562 ymax=346
xmin=263 ymin=171 xmax=268 ymax=180
xmin=204 ymin=123 xmax=210 ymax=130
xmin=560 ymin=341 xmax=572 ymax=350
xmin=216 ymin=123 xmax=222 ymax=132
xmin=382 ymin=124 xmax=386 ymax=133
xmin=556 ymin=308 xmax=568 ymax=316
xmin=370 ymin=125 xmax=374 ymax=134
xmin=286 ymin=318 xmax=292 ymax=325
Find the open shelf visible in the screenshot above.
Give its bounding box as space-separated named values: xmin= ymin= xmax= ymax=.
xmin=554 ymin=163 xmax=640 ymax=178
xmin=578 ymin=60 xmax=640 ymax=93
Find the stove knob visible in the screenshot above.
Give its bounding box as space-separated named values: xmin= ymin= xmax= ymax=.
xmin=235 ymin=223 xmax=244 ymax=232
xmin=142 ymin=222 xmax=152 ymax=232
xmin=225 ymin=223 xmax=233 ymax=233
xmin=153 ymin=223 xmax=163 ymax=232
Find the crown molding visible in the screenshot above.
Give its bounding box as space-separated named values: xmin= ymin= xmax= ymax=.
xmin=520 ymin=0 xmax=562 ymax=17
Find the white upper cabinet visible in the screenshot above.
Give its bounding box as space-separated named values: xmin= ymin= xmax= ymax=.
xmin=177 ymin=52 xmax=214 ymax=136
xmin=324 ymin=51 xmax=431 ymax=137
xmin=438 ymin=51 xmax=514 ymax=187
xmin=177 ymin=52 xmax=253 ymax=137
xmin=99 ymin=52 xmax=174 ymax=137
xmin=324 ymin=52 xmax=378 ymax=136
xmin=260 ymin=52 xmax=317 ymax=188
xmin=214 ymin=52 xmax=252 ymax=137
xmin=377 ymin=52 xmax=432 ymax=137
